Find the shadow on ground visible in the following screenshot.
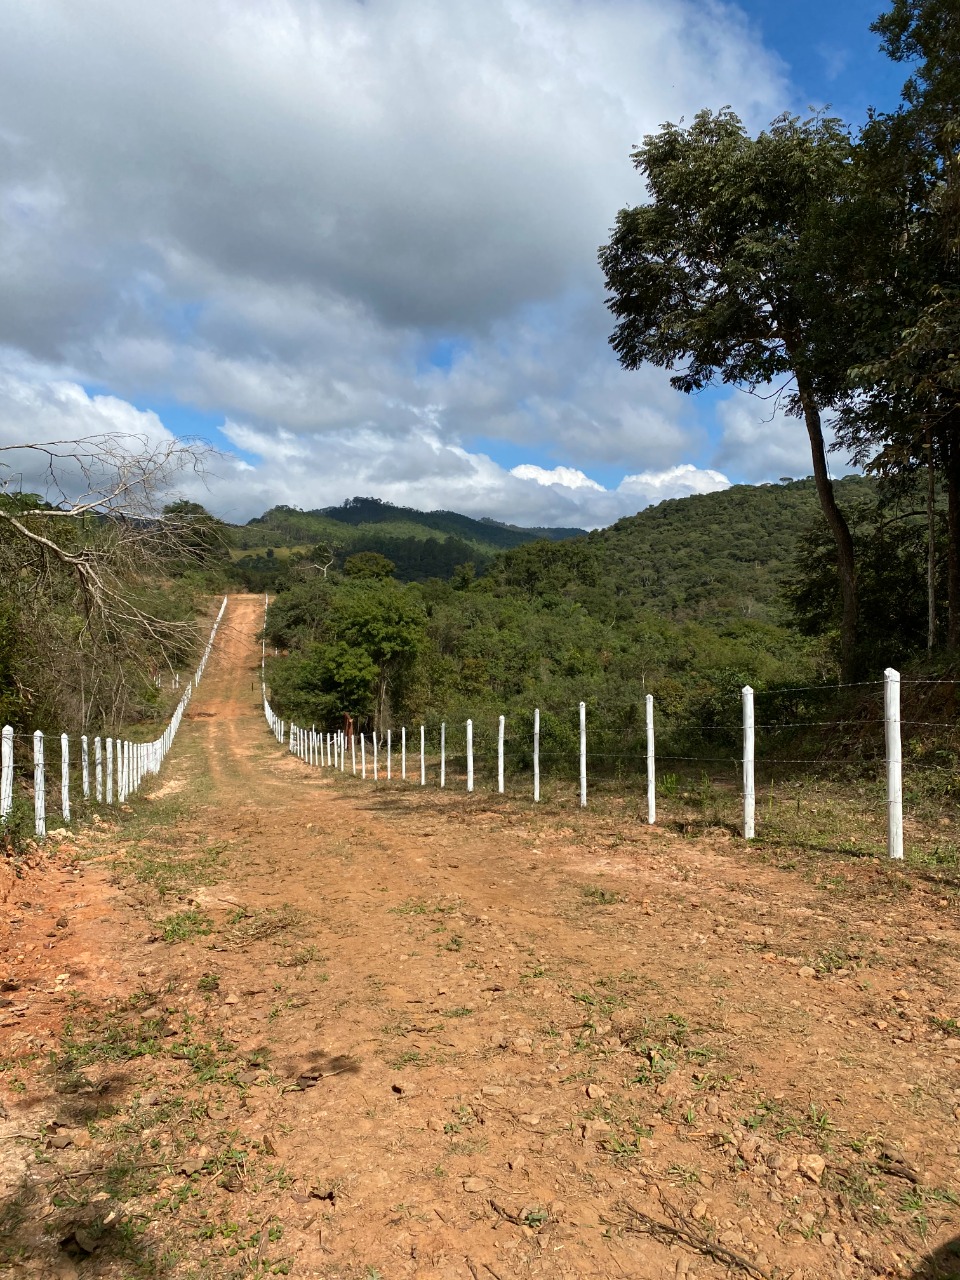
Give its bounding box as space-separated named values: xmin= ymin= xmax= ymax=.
xmin=909 ymin=1238 xmax=960 ymax=1279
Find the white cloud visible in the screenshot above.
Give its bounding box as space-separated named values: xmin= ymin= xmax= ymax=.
xmin=0 ymin=360 xmax=730 ymax=528
xmin=712 ymin=394 xmax=855 ymax=482
xmin=0 ymin=0 xmax=790 ymax=519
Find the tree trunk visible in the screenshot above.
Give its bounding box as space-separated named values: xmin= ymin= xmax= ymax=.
xmin=946 ymin=426 xmax=960 ymax=648
xmin=927 ymin=428 xmax=937 ymax=653
xmin=796 ymin=379 xmax=858 ymax=677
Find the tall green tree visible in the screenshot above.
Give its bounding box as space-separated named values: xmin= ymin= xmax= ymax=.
xmin=599 ymin=109 xmax=870 ymax=674
xmin=835 ymin=0 xmax=960 ymax=645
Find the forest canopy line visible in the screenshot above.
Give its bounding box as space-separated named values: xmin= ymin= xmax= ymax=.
xmin=599 ymin=0 xmax=960 ymax=677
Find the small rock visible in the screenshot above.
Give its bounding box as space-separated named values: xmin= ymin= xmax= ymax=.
xmin=481 ymin=1085 xmax=505 ymax=1096
xmin=820 ymin=1231 xmax=837 ymax=1247
xmin=223 ymin=995 xmax=240 ymax=1006
xmin=48 ymin=1133 xmax=73 ymax=1149
xmin=426 ymin=1117 xmax=444 ymax=1131
xmin=508 ymin=1154 xmax=526 ymax=1171
xmin=799 ymin=1154 xmax=826 ymax=1184
xmin=797 ymin=966 xmax=816 ymax=979
xmin=586 ymin=1083 xmax=606 ymax=1100
xmin=392 ymin=1081 xmax=420 ymax=1097
xmin=56 ymin=916 xmax=69 ymax=929
xmin=463 ymin=1177 xmax=488 ymax=1193
xmin=691 ymin=1201 xmax=708 ymax=1220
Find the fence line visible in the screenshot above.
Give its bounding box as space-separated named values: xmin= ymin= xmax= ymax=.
xmin=1 ymin=596 xmax=228 ymax=838
xmin=259 ymin=594 xmax=912 ymax=860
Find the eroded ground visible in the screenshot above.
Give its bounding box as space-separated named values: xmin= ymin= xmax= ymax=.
xmin=2 ymin=594 xmax=960 ymax=1280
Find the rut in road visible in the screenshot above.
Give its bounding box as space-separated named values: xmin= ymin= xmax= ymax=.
xmin=2 ymin=592 xmax=958 ymax=1280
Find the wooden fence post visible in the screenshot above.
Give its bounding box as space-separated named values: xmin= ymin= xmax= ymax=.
xmin=533 ymin=708 xmax=540 ymax=803
xmin=579 ymin=702 xmax=586 ymax=808
xmin=885 ymin=667 xmax=904 ymax=860
xmin=1 ymin=725 xmax=12 ymax=820
xmin=742 ymin=686 xmax=755 ymax=839
xmin=34 ymin=730 xmax=45 ymax=837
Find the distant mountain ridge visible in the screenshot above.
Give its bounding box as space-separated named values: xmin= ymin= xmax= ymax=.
xmin=228 ymin=495 xmax=587 ymax=586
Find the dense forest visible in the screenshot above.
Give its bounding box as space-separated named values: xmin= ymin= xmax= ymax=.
xmin=261 ymin=473 xmax=940 ymax=777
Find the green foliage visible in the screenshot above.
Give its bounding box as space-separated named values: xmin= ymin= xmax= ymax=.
xmin=343 ymin=551 xmax=396 ymax=579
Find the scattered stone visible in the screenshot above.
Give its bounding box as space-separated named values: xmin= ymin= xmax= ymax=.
xmin=481 ymin=1085 xmax=505 ymax=1096
xmin=56 ymin=916 xmax=69 ymax=929
xmin=463 ymin=1177 xmax=488 ymax=1193
xmin=691 ymin=1201 xmax=708 ymax=1220
xmin=797 ymin=966 xmax=816 ymax=979
xmin=47 ymin=1133 xmax=73 ymax=1149
xmin=585 ymin=1083 xmax=606 ymax=1100
xmin=820 ymin=1231 xmax=837 ymax=1247
xmin=798 ymin=1154 xmax=826 ymax=1184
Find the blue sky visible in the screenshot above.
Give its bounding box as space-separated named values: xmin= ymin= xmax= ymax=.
xmin=0 ymin=0 xmax=913 ymax=527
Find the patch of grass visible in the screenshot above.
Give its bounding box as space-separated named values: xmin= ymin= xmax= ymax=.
xmin=581 ymin=884 xmax=623 ymax=906
xmin=196 ymin=973 xmax=220 ymax=993
xmin=159 ymin=909 xmax=213 ymax=943
xmin=390 ymin=898 xmax=428 ymax=916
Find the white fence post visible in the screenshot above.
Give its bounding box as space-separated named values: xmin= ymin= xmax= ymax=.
xmin=373 ymin=732 xmax=379 ymax=781
xmin=341 ymin=730 xmax=345 ymax=773
xmin=387 ymin=729 xmax=392 ymax=780
xmin=34 ymin=730 xmax=45 ymax=837
xmin=466 ymin=720 xmax=474 ymax=792
xmin=742 ymin=686 xmax=755 ymax=839
xmin=420 ymin=725 xmax=425 ymax=786
xmin=361 ymin=733 xmax=367 ymax=779
xmin=497 ymin=715 xmax=505 ymax=794
xmin=579 ymin=701 xmax=586 ymax=808
xmin=646 ymin=694 xmax=655 ymax=825
xmin=106 ymin=737 xmax=114 ymax=804
xmin=401 ymin=727 xmax=407 ymax=781
xmin=351 ymin=733 xmax=357 ymax=775
xmin=440 ymin=722 xmax=446 ymax=788
xmin=61 ymin=733 xmax=70 ymax=822
xmin=533 ymin=707 xmax=540 ymax=803
xmin=81 ymin=735 xmax=89 ymax=800
xmin=885 ymin=667 xmax=904 ymax=860
xmin=1 ymin=725 xmax=13 ymax=820
xmin=95 ymin=736 xmax=103 ymax=802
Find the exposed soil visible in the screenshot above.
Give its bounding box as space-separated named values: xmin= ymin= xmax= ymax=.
xmin=2 ymin=593 xmax=960 ymax=1280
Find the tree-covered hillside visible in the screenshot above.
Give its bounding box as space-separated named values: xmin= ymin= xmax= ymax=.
xmin=489 ymin=476 xmax=875 ymax=623
xmin=229 ymin=496 xmax=585 ymax=587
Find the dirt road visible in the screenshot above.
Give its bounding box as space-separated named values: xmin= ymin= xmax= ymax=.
xmin=2 ymin=594 xmax=960 ymax=1279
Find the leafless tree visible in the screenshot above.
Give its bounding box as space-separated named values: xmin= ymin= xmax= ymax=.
xmin=0 ymin=432 xmax=218 ymax=730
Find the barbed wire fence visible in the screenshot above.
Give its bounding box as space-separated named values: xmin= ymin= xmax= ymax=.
xmin=0 ymin=597 xmax=228 ymax=839
xmin=259 ymin=595 xmax=935 ymax=862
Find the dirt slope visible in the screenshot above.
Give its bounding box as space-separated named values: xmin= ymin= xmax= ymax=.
xmin=2 ymin=593 xmax=960 ymax=1280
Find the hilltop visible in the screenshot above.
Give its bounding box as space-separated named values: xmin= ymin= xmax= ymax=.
xmin=228 ymin=496 xmax=585 ymax=586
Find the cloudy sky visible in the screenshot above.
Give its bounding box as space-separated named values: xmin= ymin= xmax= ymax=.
xmin=0 ymin=0 xmax=905 ymax=528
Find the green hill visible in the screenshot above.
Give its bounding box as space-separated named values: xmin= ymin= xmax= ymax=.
xmin=488 ymin=475 xmax=876 ymax=623
xmin=228 ymin=496 xmax=586 ymax=587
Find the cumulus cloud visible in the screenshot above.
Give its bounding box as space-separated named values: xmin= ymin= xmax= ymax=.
xmin=712 ymin=394 xmax=855 ymax=482
xmin=0 ymin=0 xmax=789 ymax=523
